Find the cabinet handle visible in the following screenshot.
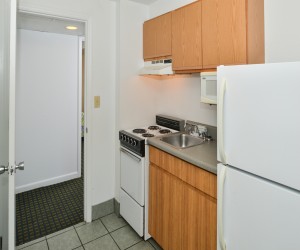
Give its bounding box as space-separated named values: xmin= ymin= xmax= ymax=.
xmin=218 ymin=78 xmax=227 ymax=164
xmin=218 ymin=165 xmax=227 ymax=250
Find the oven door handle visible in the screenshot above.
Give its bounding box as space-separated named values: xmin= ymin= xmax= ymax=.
xmin=120 ymin=148 xmax=141 ymax=162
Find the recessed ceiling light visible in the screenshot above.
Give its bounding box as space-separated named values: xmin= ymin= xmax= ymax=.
xmin=66 ymin=26 xmax=78 ymax=30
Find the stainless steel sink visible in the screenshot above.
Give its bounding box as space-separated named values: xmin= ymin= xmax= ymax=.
xmin=160 ymin=133 xmax=204 ymax=149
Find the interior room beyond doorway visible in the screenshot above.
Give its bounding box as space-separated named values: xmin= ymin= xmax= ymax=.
xmin=15 ymin=12 xmax=86 ymax=245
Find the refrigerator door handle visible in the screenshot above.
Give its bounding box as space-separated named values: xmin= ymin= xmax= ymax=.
xmin=218 ymin=165 xmax=227 ymax=250
xmin=218 ymin=78 xmax=227 ymax=164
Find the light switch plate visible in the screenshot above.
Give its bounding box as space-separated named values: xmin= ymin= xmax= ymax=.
xmin=94 ymin=96 xmax=100 ymax=108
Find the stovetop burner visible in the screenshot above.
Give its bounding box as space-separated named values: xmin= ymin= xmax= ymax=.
xmin=159 ymin=129 xmax=171 ymax=134
xmin=148 ymin=125 xmax=160 ymax=130
xmin=142 ymin=133 xmax=155 ymax=138
xmin=133 ymin=128 xmax=147 ymax=134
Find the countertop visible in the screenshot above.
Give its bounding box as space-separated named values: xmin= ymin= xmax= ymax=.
xmin=148 ymin=136 xmax=218 ymax=175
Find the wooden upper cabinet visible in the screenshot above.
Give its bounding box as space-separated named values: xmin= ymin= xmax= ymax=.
xmin=247 ymin=0 xmax=265 ymax=64
xmin=218 ymin=0 xmax=247 ymax=66
xmin=144 ymin=0 xmax=264 ymax=70
xmin=172 ymin=1 xmax=202 ymax=71
xmin=143 ymin=13 xmax=172 ymax=60
xmin=143 ymin=19 xmax=157 ymax=60
xmin=201 ymin=0 xmax=219 ymax=68
xmin=156 ymin=13 xmax=172 ymax=58
xmin=202 ymin=0 xmax=264 ymax=69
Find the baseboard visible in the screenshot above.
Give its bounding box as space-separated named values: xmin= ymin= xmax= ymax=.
xmin=114 ymin=199 xmax=120 ymax=216
xmin=16 ymin=172 xmax=81 ymax=194
xmin=92 ymin=199 xmax=114 ymax=220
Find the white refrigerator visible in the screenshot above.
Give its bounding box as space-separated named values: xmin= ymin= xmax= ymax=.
xmin=217 ymin=62 xmax=300 ymax=250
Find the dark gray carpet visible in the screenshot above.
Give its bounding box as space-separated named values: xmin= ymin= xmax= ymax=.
xmin=16 ymin=141 xmax=84 ymax=246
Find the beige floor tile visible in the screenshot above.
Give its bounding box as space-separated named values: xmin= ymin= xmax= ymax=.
xmin=47 ymin=229 xmax=81 ymax=250
xmin=110 ymin=226 xmax=142 ymax=250
xmin=75 ymin=219 xmax=108 ymax=244
xmin=84 ymin=235 xmax=119 ymax=250
xmin=100 ymin=213 xmax=127 ymax=232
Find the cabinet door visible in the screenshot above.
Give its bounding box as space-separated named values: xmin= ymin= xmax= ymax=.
xmin=143 ymin=18 xmax=157 ymax=60
xmin=156 ymin=13 xmax=172 ymax=58
xmin=202 ymin=0 xmax=219 ymax=68
xmin=172 ymin=1 xmax=202 ymax=71
xmin=217 ymin=0 xmax=247 ymax=65
xmin=202 ymin=0 xmax=247 ymax=68
xmin=182 ymin=184 xmax=217 ymax=250
xmin=149 ymin=164 xmax=182 ymax=250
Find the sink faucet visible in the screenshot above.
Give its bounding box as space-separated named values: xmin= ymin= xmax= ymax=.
xmin=187 ymin=124 xmax=208 ymax=139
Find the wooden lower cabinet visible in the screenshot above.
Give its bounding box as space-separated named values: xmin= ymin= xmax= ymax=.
xmin=149 ymin=164 xmax=182 ymax=250
xmin=149 ymin=147 xmax=217 ymax=250
xmin=182 ymin=184 xmax=217 ymax=250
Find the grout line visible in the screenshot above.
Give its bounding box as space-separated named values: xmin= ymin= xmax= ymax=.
xmin=46 ymin=226 xmax=74 ymax=239
xmin=108 ymin=224 xmax=129 ymax=234
xmin=46 ymin=238 xmax=50 ymax=250
xmin=74 ymin=225 xmax=84 ymax=247
xmin=92 ymin=211 xmax=115 ymax=222
xmin=108 ymin=233 xmax=121 ymax=250
xmin=75 ymin=219 xmax=112 ymax=247
xmin=16 ymin=237 xmax=46 ymax=250
xmin=100 ymin=212 xmax=115 ymax=219
xmin=123 ymin=239 xmax=143 ymax=250
xmin=147 ymin=239 xmax=162 ymax=250
xmin=100 ymin=218 xmax=121 ymax=250
xmin=78 ymin=232 xmax=110 ymax=247
xmin=74 ymin=221 xmax=87 ymax=229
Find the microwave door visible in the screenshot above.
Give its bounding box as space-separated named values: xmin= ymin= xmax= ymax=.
xmin=201 ymin=73 xmax=217 ymax=104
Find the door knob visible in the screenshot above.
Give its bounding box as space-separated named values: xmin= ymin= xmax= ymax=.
xmin=15 ymin=161 xmax=25 ymax=171
xmin=0 ymin=165 xmax=9 ymax=175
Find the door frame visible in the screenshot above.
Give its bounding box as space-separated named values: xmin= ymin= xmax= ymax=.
xmin=16 ymin=7 xmax=93 ymax=223
xmin=9 ymin=0 xmax=17 ymax=248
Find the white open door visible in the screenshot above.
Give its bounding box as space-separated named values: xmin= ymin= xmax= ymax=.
xmin=0 ymin=0 xmax=17 ymax=249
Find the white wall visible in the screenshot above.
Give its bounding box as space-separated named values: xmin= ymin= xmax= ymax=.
xmin=16 ymin=29 xmax=80 ymax=193
xmin=119 ymin=1 xmax=157 ymax=129
xmin=115 ymin=0 xmax=150 ymax=201
xmin=264 ymin=0 xmax=300 ymax=63
xmin=149 ymin=0 xmax=196 ymax=17
xmin=18 ymin=0 xmax=117 ymax=207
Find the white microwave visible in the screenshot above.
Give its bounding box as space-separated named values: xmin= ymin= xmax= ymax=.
xmin=200 ymin=72 xmax=217 ymax=105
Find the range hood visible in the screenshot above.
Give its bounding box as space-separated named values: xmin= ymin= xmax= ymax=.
xmin=139 ymin=59 xmax=174 ymax=75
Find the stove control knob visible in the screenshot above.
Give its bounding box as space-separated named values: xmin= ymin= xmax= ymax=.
xmin=133 ymin=140 xmax=137 ymax=146
xmin=120 ymin=134 xmax=124 ymax=140
xmin=130 ymin=138 xmax=133 ymax=144
xmin=127 ymin=137 xmax=130 ymax=143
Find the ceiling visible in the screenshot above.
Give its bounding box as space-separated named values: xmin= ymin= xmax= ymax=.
xmin=129 ymin=0 xmax=158 ymax=5
xmin=17 ymin=12 xmax=85 ymax=36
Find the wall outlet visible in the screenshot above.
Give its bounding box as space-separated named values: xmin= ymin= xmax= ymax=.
xmin=94 ymin=96 xmax=100 ymax=108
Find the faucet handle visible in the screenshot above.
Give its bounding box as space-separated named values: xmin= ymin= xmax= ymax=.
xmin=196 ymin=125 xmax=208 ymax=138
xmin=184 ymin=123 xmax=192 ymax=134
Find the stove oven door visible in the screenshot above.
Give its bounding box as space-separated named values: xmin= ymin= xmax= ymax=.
xmin=120 ymin=147 xmax=145 ymax=236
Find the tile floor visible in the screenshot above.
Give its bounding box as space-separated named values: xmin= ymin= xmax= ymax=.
xmin=17 ymin=213 xmax=160 ymax=250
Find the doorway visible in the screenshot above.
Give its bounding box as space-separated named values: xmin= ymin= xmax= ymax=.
xmin=15 ymin=12 xmax=87 ymax=246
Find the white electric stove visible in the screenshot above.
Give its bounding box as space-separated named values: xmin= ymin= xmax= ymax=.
xmin=119 ymin=115 xmax=185 ymax=239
